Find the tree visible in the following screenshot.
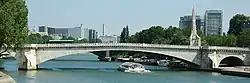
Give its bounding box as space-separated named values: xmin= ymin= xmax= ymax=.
xmin=237 ymin=30 xmax=250 ymax=47
xmin=165 ymin=26 xmax=188 ymax=45
xmin=27 ymin=33 xmax=43 ymax=44
xmin=96 ymin=39 xmax=102 ymax=43
xmin=222 ymin=35 xmax=237 ymax=46
xmin=228 ymin=14 xmax=250 ymax=35
xmin=120 ymin=25 xmax=129 ymax=43
xmin=42 ymin=35 xmax=53 ymax=43
xmin=204 ymin=34 xmax=237 ymax=46
xmin=75 ymin=39 xmax=88 ymax=43
xmin=27 ymin=34 xmax=53 ymax=44
xmin=0 ymin=0 xmax=28 ymax=56
xmin=61 ymin=36 xmax=75 ymax=40
xmin=204 ymin=35 xmax=223 ymax=46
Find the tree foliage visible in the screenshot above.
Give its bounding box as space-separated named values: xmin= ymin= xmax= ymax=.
xmin=0 ymin=0 xmax=28 ymax=56
xmin=124 ymin=25 xmax=240 ymax=47
xmin=120 ymin=25 xmax=129 ymax=43
xmin=236 ymin=30 xmax=250 ymax=47
xmin=27 ymin=34 xmax=53 ymax=44
xmin=228 ymin=14 xmax=250 ymax=35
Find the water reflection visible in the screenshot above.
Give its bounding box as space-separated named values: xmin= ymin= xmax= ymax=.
xmin=0 ymin=54 xmax=250 ymax=83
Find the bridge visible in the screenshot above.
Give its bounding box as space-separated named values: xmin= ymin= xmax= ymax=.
xmin=12 ymin=43 xmax=250 ymax=70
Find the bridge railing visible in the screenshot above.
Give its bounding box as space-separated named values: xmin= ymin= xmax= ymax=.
xmin=24 ymin=43 xmax=198 ymax=49
xmin=23 ymin=43 xmax=249 ymax=51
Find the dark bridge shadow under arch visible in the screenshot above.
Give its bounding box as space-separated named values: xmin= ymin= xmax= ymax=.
xmin=219 ymin=56 xmax=244 ymax=67
xmin=91 ymin=50 xmax=200 ymax=68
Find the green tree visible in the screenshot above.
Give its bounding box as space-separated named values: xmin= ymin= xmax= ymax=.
xmin=204 ymin=34 xmax=237 ymax=46
xmin=27 ymin=33 xmax=43 ymax=44
xmin=96 ymin=39 xmax=102 ymax=43
xmin=165 ymin=26 xmax=188 ymax=45
xmin=120 ymin=25 xmax=129 ymax=43
xmin=0 ymin=0 xmax=28 ymax=56
xmin=75 ymin=39 xmax=88 ymax=43
xmin=42 ymin=35 xmax=53 ymax=43
xmin=228 ymin=14 xmax=250 ymax=35
xmin=61 ymin=36 xmax=75 ymax=40
xmin=27 ymin=34 xmax=53 ymax=44
xmin=204 ymin=35 xmax=223 ymax=46
xmin=237 ymin=30 xmax=250 ymax=47
xmin=222 ymin=35 xmax=237 ymax=46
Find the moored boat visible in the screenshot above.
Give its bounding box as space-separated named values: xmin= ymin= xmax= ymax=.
xmin=118 ymin=62 xmax=150 ymax=73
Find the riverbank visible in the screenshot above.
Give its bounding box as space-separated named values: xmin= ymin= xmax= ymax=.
xmin=184 ymin=67 xmax=250 ymax=78
xmin=0 ymin=71 xmax=16 ymax=83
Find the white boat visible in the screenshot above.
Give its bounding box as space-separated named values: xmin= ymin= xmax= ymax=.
xmin=157 ymin=60 xmax=170 ymax=67
xmin=117 ymin=62 xmax=150 ymax=73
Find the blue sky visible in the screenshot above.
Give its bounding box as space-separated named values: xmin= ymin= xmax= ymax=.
xmin=27 ymin=0 xmax=250 ymax=35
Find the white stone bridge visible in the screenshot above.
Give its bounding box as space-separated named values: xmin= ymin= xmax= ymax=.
xmin=13 ymin=43 xmax=250 ymax=70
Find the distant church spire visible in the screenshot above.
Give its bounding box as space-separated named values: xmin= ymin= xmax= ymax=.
xmin=192 ymin=6 xmax=197 ymax=34
xmin=189 ymin=6 xmax=201 ymax=46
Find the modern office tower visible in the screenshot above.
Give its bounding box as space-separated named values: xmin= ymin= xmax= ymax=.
xmin=204 ymin=10 xmax=223 ymax=36
xmin=89 ymin=29 xmax=98 ymax=42
xmin=38 ymin=25 xmax=82 ymax=39
xmin=179 ymin=15 xmax=202 ymax=30
xmin=68 ymin=27 xmax=81 ymax=38
xmin=83 ymin=28 xmax=90 ymax=40
xmin=37 ymin=25 xmax=98 ymax=41
xmin=242 ymin=20 xmax=250 ymax=30
xmin=38 ymin=26 xmax=48 ymax=32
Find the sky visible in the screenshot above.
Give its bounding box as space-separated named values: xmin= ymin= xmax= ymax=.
xmin=27 ymin=0 xmax=250 ymax=35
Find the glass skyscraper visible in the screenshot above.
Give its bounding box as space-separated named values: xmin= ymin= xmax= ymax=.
xmin=204 ymin=10 xmax=223 ymax=36
xmin=179 ymin=15 xmax=202 ymax=30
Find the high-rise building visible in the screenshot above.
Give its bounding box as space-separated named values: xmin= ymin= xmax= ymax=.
xmin=88 ymin=29 xmax=98 ymax=42
xmin=83 ymin=28 xmax=89 ymax=40
xmin=204 ymin=10 xmax=223 ymax=36
xmin=242 ymin=20 xmax=250 ymax=30
xmin=179 ymin=15 xmax=202 ymax=30
xmin=38 ymin=25 xmax=83 ymax=39
xmin=38 ymin=26 xmax=48 ymax=32
xmin=37 ymin=25 xmax=98 ymax=41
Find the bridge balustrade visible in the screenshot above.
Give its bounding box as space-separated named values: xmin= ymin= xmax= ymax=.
xmin=23 ymin=43 xmax=249 ymax=53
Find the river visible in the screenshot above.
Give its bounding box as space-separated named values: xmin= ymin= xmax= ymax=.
xmin=0 ymin=54 xmax=250 ymax=83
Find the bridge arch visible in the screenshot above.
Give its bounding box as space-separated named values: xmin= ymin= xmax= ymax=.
xmin=36 ymin=49 xmax=199 ymax=66
xmin=218 ymin=56 xmax=244 ymax=67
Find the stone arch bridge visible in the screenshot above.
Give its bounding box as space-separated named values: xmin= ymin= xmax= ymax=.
xmin=12 ymin=43 xmax=250 ymax=70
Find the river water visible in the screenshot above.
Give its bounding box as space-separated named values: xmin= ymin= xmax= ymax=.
xmin=0 ymin=54 xmax=250 ymax=83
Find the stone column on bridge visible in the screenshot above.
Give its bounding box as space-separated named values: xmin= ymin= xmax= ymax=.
xmin=17 ymin=45 xmax=38 ymax=70
xmin=106 ymin=50 xmax=110 ymax=57
xmin=105 ymin=50 xmax=111 ymax=61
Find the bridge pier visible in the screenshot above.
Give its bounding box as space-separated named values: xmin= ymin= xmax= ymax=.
xmin=17 ymin=46 xmax=38 ymax=70
xmin=105 ymin=51 xmax=111 ymax=61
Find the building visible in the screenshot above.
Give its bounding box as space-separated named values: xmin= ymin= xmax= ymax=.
xmin=37 ymin=25 xmax=98 ymax=42
xmin=83 ymin=28 xmax=89 ymax=40
xmin=99 ymin=35 xmax=120 ymax=43
xmin=88 ymin=29 xmax=98 ymax=42
xmin=242 ymin=20 xmax=250 ymax=30
xmin=204 ymin=10 xmax=223 ymax=36
xmin=179 ymin=15 xmax=202 ymax=30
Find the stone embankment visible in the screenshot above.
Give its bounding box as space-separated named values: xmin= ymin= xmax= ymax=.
xmin=0 ymin=71 xmax=16 ymax=83
xmin=217 ymin=66 xmax=250 ymax=77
